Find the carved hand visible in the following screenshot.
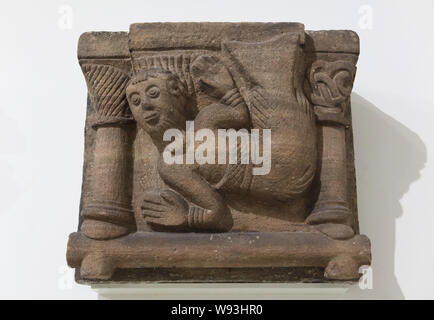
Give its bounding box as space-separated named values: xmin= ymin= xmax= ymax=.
xmin=191 ymin=55 xmax=235 ymax=99
xmin=141 ymin=189 xmax=189 ymax=231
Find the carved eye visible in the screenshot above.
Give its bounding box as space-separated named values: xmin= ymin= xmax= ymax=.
xmin=146 ymin=85 xmax=160 ymax=99
xmin=130 ymin=93 xmax=141 ymax=106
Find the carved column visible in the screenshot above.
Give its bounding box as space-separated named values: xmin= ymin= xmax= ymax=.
xmin=306 ymin=60 xmax=356 ymax=231
xmin=78 ymin=33 xmax=135 ymax=240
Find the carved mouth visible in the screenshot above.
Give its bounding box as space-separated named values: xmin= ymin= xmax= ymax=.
xmin=143 ymin=111 xmax=159 ymax=124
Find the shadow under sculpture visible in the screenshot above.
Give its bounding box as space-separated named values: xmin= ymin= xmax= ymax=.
xmin=67 ymin=23 xmax=371 ymax=283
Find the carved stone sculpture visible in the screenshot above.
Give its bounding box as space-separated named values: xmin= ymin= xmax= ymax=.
xmin=67 ymin=23 xmax=371 ymax=283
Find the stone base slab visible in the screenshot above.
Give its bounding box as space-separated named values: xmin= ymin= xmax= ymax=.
xmin=67 ymin=231 xmax=371 ymax=283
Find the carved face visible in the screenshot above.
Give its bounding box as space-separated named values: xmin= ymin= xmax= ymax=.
xmin=126 ymin=73 xmax=187 ymax=135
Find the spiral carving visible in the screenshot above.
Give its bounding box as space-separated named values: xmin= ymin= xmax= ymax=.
xmin=308 ymin=60 xmax=356 ymax=109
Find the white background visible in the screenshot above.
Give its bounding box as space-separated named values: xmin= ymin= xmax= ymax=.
xmin=0 ymin=0 xmax=433 ymax=299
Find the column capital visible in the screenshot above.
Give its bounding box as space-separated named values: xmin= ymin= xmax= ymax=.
xmin=78 ymin=32 xmax=134 ymax=128
xmin=306 ymin=59 xmax=356 ymax=126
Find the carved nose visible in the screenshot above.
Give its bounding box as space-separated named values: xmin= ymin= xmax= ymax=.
xmin=141 ymin=103 xmax=154 ymax=111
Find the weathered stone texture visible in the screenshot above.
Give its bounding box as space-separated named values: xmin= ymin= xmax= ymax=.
xmin=67 ymin=23 xmax=371 ymax=283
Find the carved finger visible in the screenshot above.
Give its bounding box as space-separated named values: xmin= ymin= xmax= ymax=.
xmin=159 ymin=189 xmax=180 ymax=204
xmin=142 ymin=192 xmax=165 ymax=205
xmin=145 ymin=217 xmax=164 ymax=225
xmin=148 ymin=216 xmax=177 ymax=227
xmin=142 ymin=210 xmax=164 ymax=218
xmin=141 ymin=202 xmax=167 ymax=212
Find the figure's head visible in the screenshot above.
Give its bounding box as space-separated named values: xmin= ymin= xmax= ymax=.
xmin=126 ymin=68 xmax=189 ymax=135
